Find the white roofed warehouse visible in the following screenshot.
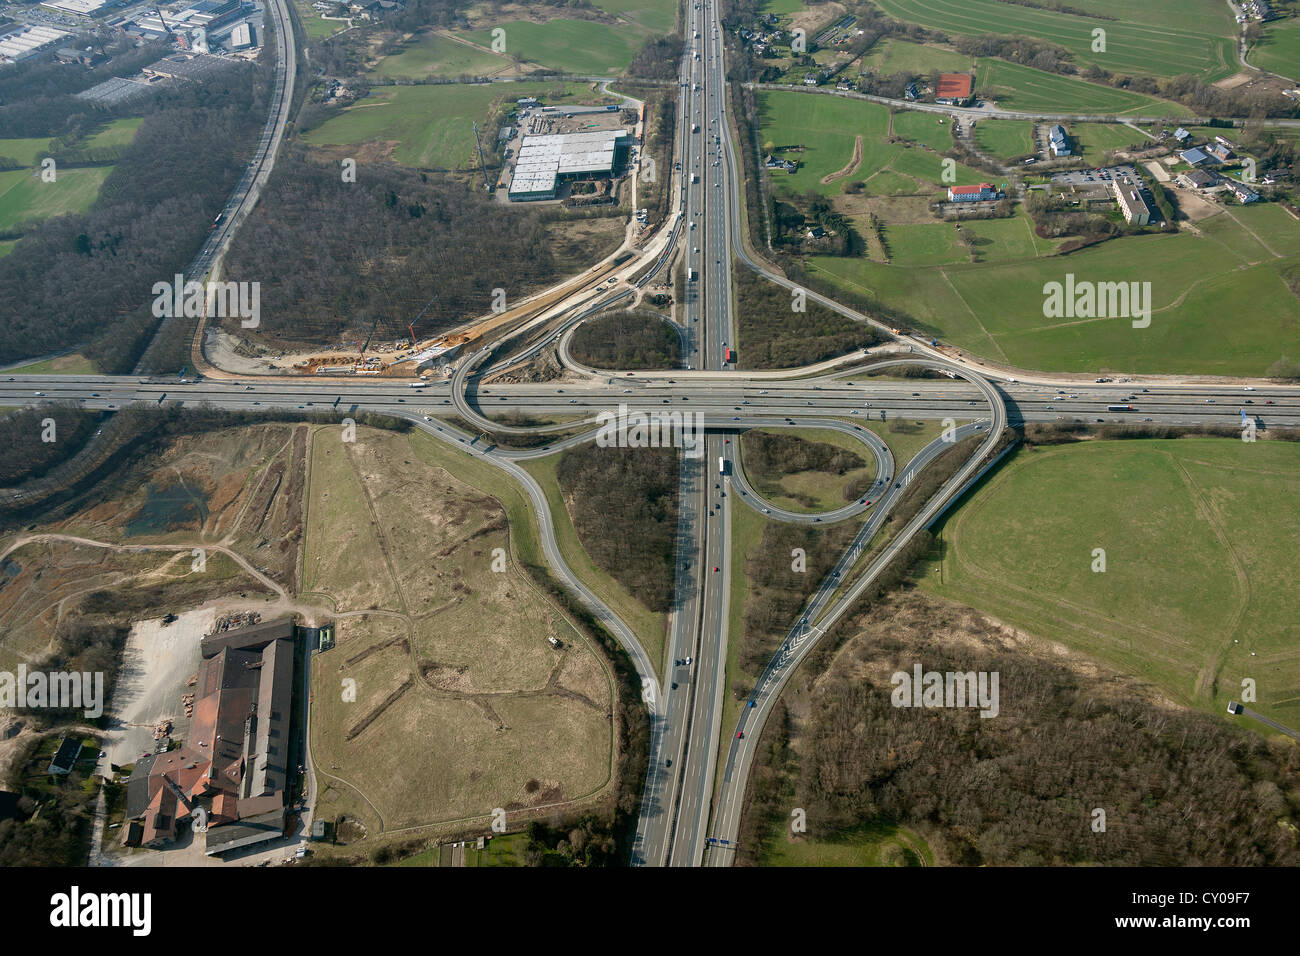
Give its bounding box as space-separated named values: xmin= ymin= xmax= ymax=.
xmin=508 ymin=129 xmax=629 ymax=202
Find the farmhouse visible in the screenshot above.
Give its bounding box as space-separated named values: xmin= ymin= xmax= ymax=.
xmin=948 ymin=183 xmax=997 ymax=203
xmin=1112 ymin=180 xmax=1153 ymax=225
xmin=1229 ymin=181 xmax=1259 ymax=203
xmin=47 ymin=736 xmax=82 ymax=775
xmin=123 ymin=618 xmax=298 ymax=856
xmin=935 ymin=73 xmax=973 ymax=106
xmin=1207 ymin=143 xmax=1234 ymax=163
xmin=1049 ymin=125 xmax=1071 ymax=157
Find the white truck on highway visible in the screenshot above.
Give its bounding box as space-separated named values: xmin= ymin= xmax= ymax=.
xmin=718 ymin=457 xmax=730 ymax=475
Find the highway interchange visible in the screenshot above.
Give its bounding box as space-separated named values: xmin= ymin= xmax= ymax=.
xmin=6 ymin=0 xmax=1300 ymax=868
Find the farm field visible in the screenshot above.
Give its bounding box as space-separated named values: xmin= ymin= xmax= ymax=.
xmin=0 ymin=137 xmax=55 ymax=168
xmin=373 ymin=31 xmax=512 ymax=79
xmin=457 ymin=19 xmax=642 ymax=74
xmin=759 ymin=91 xmax=986 ymax=198
xmin=891 ymin=109 xmax=955 ymax=153
xmin=973 ymin=119 xmax=1035 ymax=160
xmin=974 ymin=58 xmax=1192 ymax=116
xmin=880 ymin=209 xmax=1058 ymax=267
xmin=872 ymin=0 xmax=1237 ymax=82
xmin=810 ymin=203 xmax=1300 ymax=375
xmin=921 ymin=439 xmax=1300 ymax=731
xmin=859 ymin=36 xmax=972 ymax=75
xmin=1249 ymin=15 xmax=1300 ymax=80
xmin=303 ymin=82 xmax=608 ymax=169
xmin=1068 ymin=122 xmax=1149 ymax=158
xmin=0 ymin=118 xmax=137 ymax=231
xmin=0 ymin=167 xmax=111 ymax=232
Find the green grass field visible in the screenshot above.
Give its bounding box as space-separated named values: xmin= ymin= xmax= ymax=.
xmin=974 ymin=119 xmax=1035 ymax=160
xmin=1069 ymin=122 xmax=1148 ymax=158
xmin=294 ymin=0 xmax=346 ymax=39
xmin=975 ymin=58 xmax=1192 ymax=116
xmin=760 ymin=92 xmax=986 ymax=197
xmin=0 ymin=137 xmax=54 ymax=167
xmin=83 ymin=117 xmax=142 ymax=151
xmin=873 ymin=0 xmax=1237 ymax=82
xmin=595 ymin=0 xmax=679 ymax=34
xmin=922 ymin=439 xmax=1300 ymax=731
xmin=1249 ymin=15 xmax=1300 ymax=80
xmin=811 ymin=202 xmax=1300 ymax=375
xmin=760 ymin=0 xmax=804 ymax=15
xmin=457 ymin=19 xmax=642 ymax=74
xmin=0 ymin=118 xmax=135 ymax=232
xmin=891 ymin=110 xmax=954 ymax=153
xmin=304 ymin=82 xmax=606 ymax=168
xmin=374 ymin=31 xmax=512 ymax=79
xmin=0 ymin=166 xmax=111 ymax=232
xmin=881 ymin=209 xmax=1057 ymax=266
xmin=6 ymin=352 xmax=97 ymax=375
xmin=762 ymin=820 xmax=935 ymax=866
xmin=860 ymin=36 xmax=973 ymax=75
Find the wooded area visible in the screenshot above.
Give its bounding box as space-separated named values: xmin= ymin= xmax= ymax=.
xmin=734 ymin=265 xmax=882 ymax=368
xmin=570 ymin=310 xmax=681 ymax=369
xmin=554 ymin=443 xmax=679 ymax=613
xmin=740 ymin=591 xmax=1300 ymax=866
xmin=222 ymin=150 xmax=621 ymax=350
xmin=0 ymin=66 xmax=263 ymax=369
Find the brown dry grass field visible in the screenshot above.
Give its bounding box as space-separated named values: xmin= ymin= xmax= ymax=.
xmin=304 ymin=426 xmax=616 ymax=838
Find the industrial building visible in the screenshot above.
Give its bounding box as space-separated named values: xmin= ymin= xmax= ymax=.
xmin=508 ymin=129 xmax=630 ymax=202
xmin=133 ymin=0 xmax=243 ymax=38
xmin=123 ymin=618 xmax=298 ymax=856
xmin=0 ymin=25 xmax=72 ymax=63
xmin=41 ymin=0 xmax=113 ymax=16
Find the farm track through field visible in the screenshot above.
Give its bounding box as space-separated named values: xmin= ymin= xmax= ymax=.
xmin=821 ymin=134 xmax=864 ymax=184
xmin=1168 ymin=453 xmax=1250 ymax=704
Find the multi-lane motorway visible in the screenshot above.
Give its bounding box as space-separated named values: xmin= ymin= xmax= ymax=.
xmin=7 ymin=0 xmax=1300 ymax=870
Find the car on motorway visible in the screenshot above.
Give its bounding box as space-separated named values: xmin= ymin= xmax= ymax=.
xmin=1266 ymin=400 xmax=1275 ymax=404
xmin=736 ymin=731 xmax=744 ymax=739
xmin=33 ymin=391 xmax=43 ymax=396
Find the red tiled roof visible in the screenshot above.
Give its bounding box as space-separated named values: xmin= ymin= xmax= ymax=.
xmin=950 ymin=183 xmax=993 ymax=195
xmin=937 ymin=73 xmax=973 ymax=98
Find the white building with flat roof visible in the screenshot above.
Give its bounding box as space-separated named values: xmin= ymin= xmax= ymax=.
xmin=41 ymin=0 xmax=112 ymax=17
xmin=0 ymin=25 xmax=72 ymax=62
xmin=509 ymin=129 xmax=629 ymax=201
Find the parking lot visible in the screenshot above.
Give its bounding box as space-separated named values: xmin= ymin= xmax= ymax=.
xmin=1050 ymin=164 xmax=1138 ymax=187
